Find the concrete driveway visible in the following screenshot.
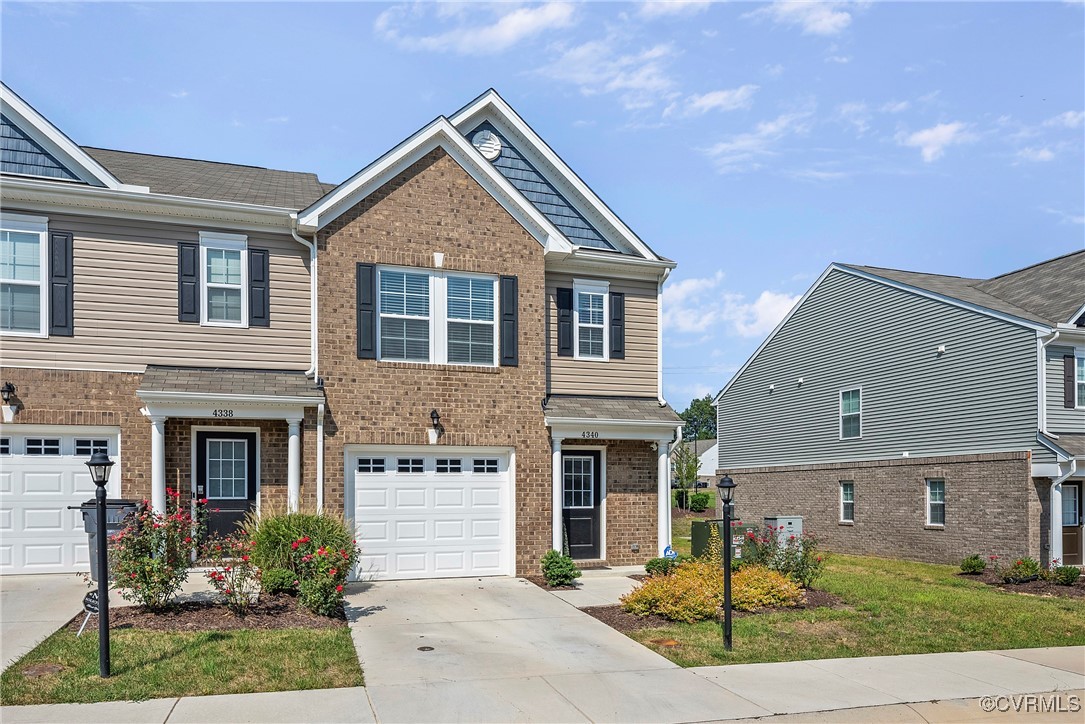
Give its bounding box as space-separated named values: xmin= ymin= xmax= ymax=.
xmin=0 ymin=574 xmax=87 ymax=672
xmin=344 ymin=576 xmax=766 ymax=723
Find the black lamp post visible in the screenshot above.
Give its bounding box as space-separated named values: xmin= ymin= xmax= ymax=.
xmin=85 ymin=450 xmax=114 ymax=678
xmin=717 ymin=474 xmax=737 ymax=651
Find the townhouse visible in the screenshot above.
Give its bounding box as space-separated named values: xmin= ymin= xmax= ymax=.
xmin=714 ymin=253 xmax=1085 ymax=567
xmin=0 ymin=83 xmax=681 ymax=578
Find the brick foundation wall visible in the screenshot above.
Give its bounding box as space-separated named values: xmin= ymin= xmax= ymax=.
xmin=600 ymin=439 xmax=658 ymax=566
xmin=316 ymin=148 xmax=551 ymax=575
xmin=719 ymin=451 xmax=1036 ymax=565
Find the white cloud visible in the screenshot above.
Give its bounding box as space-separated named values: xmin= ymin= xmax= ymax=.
xmin=639 ymin=1 xmax=711 ymax=18
xmin=704 ymin=110 xmax=814 ymax=174
xmin=836 ymin=101 xmax=870 ymax=134
xmin=787 ymin=168 xmax=849 ymax=181
xmin=264 ymin=115 xmax=290 ymax=124
xmin=880 ymin=100 xmax=910 ymax=113
xmin=169 ymin=90 xmax=189 ymax=99
xmin=825 ymin=55 xmax=851 ymax=64
xmin=1017 ymin=147 xmax=1055 ymax=162
xmin=1043 ymin=110 xmax=1085 ymax=128
xmin=662 ymin=271 xmax=800 ymax=339
xmin=375 ymin=2 xmax=576 ymax=55
xmin=764 ymin=63 xmax=785 ymax=77
xmin=895 ymin=121 xmax=976 ymax=162
xmin=665 ymin=85 xmax=759 ymax=118
xmin=1041 ymin=207 xmax=1085 ymax=225
xmin=539 ymin=40 xmax=678 ymax=110
xmin=745 ymin=1 xmax=855 ymax=36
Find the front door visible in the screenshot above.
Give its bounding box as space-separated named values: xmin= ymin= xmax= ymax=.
xmin=562 ymin=451 xmax=601 ymax=560
xmin=196 ymin=431 xmax=257 ymax=539
xmin=1063 ymin=482 xmax=1082 ymax=566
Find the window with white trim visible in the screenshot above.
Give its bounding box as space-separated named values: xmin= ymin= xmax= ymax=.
xmin=356 ymin=458 xmax=386 ymax=473
xmin=397 ymin=458 xmax=424 ymax=473
xmin=840 ymin=388 xmax=862 ymax=439
xmin=1076 ymin=356 xmax=1084 ymax=408
xmin=377 ymin=267 xmax=497 ymax=366
xmin=75 ymin=439 xmax=109 ymax=457
xmin=574 ymin=280 xmax=608 ymax=360
xmin=926 ymin=479 xmax=945 ymax=526
xmin=840 ymin=481 xmax=854 ymax=523
xmin=0 ymin=437 xmax=9 ymax=455
xmin=473 ymin=458 xmax=499 ymax=473
xmin=25 ymin=438 xmax=61 ymax=455
xmin=436 ymin=458 xmax=462 ymax=474
xmin=200 ymin=232 xmax=248 ymax=327
xmin=0 ymin=213 xmax=48 ymax=336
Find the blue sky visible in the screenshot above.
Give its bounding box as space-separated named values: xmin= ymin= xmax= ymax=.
xmin=3 ymin=1 xmax=1083 ymax=411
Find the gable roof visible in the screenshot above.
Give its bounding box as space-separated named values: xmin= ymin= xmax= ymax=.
xmin=84 ymin=147 xmax=328 ymax=209
xmin=973 ymin=250 xmax=1085 ymax=326
xmin=1 ymin=112 xmax=79 ymax=181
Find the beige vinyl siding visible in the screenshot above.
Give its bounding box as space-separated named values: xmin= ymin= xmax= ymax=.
xmin=1046 ymin=344 xmax=1085 ymax=433
xmin=546 ymin=272 xmax=657 ymax=397
xmin=717 ymin=269 xmax=1039 ymax=469
xmin=1 ymin=210 xmax=310 ymax=371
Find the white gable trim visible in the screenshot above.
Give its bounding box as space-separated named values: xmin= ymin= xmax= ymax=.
xmin=296 ymin=116 xmax=572 ymax=253
xmin=0 ymin=83 xmax=146 ymax=192
xmin=450 ymin=90 xmax=660 ymax=262
xmin=713 ymin=263 xmax=1052 ymax=404
xmin=1067 ymin=300 xmax=1085 ymax=326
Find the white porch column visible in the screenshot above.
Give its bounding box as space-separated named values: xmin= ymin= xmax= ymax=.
xmin=149 ymin=415 xmax=166 ymax=514
xmin=657 ymin=441 xmax=670 ymax=556
xmin=552 ymin=436 xmax=563 ymax=552
xmin=287 ymin=419 xmax=302 ymax=513
xmin=1050 ymin=480 xmax=1063 ymax=566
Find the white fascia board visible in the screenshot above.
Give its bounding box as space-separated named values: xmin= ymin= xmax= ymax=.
xmin=547 ymin=416 xmax=680 ymax=442
xmin=547 ymin=248 xmax=675 ymax=282
xmin=449 ymin=90 xmax=660 ymax=262
xmin=296 ymin=116 xmax=571 ymax=252
xmin=0 ymin=82 xmax=145 ymax=192
xmin=1 ymin=176 xmax=296 ymax=232
xmin=1067 ymin=301 xmax=1085 ymax=326
xmin=1036 ymin=431 xmax=1072 ymax=462
xmin=137 ymin=390 xmax=323 ymax=406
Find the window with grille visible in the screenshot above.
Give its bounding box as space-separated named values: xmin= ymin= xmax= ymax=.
xmin=840 ymin=481 xmax=854 ymax=522
xmin=436 ymin=458 xmax=463 ymax=473
xmin=473 ymin=458 xmax=499 ymax=473
xmin=574 ymin=282 xmax=607 ymax=360
xmin=926 ymin=480 xmax=945 ymax=526
xmin=357 ymin=458 xmax=386 ymax=473
xmin=0 ymin=437 xmax=9 ymax=455
xmin=840 ymin=388 xmax=861 ymax=439
xmin=562 ymin=455 xmax=594 ymax=508
xmin=397 ymin=458 xmax=424 ymax=473
xmin=25 ymin=438 xmax=60 ymax=455
xmin=75 ymin=439 xmax=109 ymax=457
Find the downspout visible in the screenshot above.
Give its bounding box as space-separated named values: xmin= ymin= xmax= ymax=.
xmin=289 ymin=214 xmax=318 ymax=379
xmin=1038 ymin=331 xmax=1060 ymax=434
xmin=1049 ymin=458 xmax=1076 ymax=567
xmin=316 ymin=402 xmax=325 ymax=513
xmin=657 ymin=266 xmax=673 ymax=407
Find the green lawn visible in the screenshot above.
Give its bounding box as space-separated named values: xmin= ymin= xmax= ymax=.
xmin=0 ymin=626 xmax=363 ymax=706
xmin=629 ymin=553 xmax=1085 ymax=666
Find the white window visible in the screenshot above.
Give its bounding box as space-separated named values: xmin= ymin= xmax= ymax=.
xmin=357 ymin=458 xmax=386 ymax=473
xmin=574 ymin=280 xmax=608 ymax=360
xmin=75 ymin=439 xmax=109 ymax=457
xmin=926 ymin=479 xmax=945 ymax=527
xmin=397 ymin=458 xmax=424 ymax=473
xmin=207 ymin=439 xmax=248 ymax=498
xmin=563 ymin=455 xmax=594 ymax=508
xmin=840 ymin=388 xmax=862 ymax=439
xmin=377 ymin=267 xmax=497 ymax=366
xmin=25 ymin=438 xmax=61 ymax=455
xmin=200 ymin=232 xmax=248 ymax=327
xmin=436 ymin=458 xmax=462 ymax=474
xmin=1076 ymin=356 xmax=1084 ymax=409
xmin=0 ymin=213 xmax=49 ymax=337
xmin=473 ymin=458 xmax=499 ymax=473
xmin=840 ymin=481 xmax=855 ymax=523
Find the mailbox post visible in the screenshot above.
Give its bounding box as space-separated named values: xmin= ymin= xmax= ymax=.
xmin=85 ymin=451 xmax=115 ymax=678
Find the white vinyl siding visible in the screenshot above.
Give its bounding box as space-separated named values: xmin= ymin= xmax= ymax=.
xmin=0 ymin=213 xmax=48 ymax=337
xmin=200 ymin=232 xmax=248 ymax=328
xmin=926 ymin=479 xmax=945 ymax=527
xmin=840 ymin=388 xmax=861 ymax=439
xmin=377 ymin=266 xmax=497 ymax=367
xmin=574 ymin=281 xmax=608 ymax=360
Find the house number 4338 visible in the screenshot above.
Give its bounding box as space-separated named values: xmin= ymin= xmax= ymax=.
xmin=212 ymin=409 xmax=235 ymax=418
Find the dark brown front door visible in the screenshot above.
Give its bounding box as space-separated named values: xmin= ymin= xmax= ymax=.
xmin=196 ymin=431 xmax=257 ymax=539
xmin=1063 ymin=482 xmax=1082 ymax=566
xmin=562 ymin=451 xmax=601 ymax=560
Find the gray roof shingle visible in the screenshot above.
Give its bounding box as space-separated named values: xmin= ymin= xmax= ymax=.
xmin=846 ymin=250 xmax=1085 ymax=327
xmin=138 ymin=365 xmax=324 ymax=400
xmin=83 ymin=147 xmax=331 ymax=209
xmin=543 ymin=395 xmax=682 ymax=423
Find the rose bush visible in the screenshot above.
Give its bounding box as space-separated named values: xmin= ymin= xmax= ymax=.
xmin=202 ymin=531 xmax=261 ymax=614
xmin=740 ymin=526 xmax=824 ymax=588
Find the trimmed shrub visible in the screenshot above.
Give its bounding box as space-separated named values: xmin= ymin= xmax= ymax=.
xmin=689 ymin=492 xmax=712 ymax=512
xmin=621 ymin=560 xmax=722 ymax=622
xmin=246 ymin=510 xmax=355 ymax=574
xmin=541 ymin=549 xmax=581 ymax=586
xmin=261 ymin=567 xmax=297 ymax=595
xmin=731 ymin=566 xmax=802 ymax=611
xmin=1052 ymin=565 xmax=1081 ymax=586
xmin=299 ymin=577 xmax=343 ymax=617
xmin=645 ymin=557 xmax=680 ymax=576
xmin=959 ymin=554 xmax=986 ymax=574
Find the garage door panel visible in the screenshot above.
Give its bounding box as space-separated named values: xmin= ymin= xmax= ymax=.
xmin=0 ymin=472 xmax=12 ymax=495
xmin=0 ymin=508 xmax=12 ymax=531
xmin=23 ymin=508 xmax=65 ymax=532
xmin=352 ymin=448 xmax=510 ymax=580
xmin=23 ymin=544 xmax=65 ymax=567
xmin=73 ymin=472 xmax=98 ymax=495
xmin=22 ymin=473 xmax=65 ymax=495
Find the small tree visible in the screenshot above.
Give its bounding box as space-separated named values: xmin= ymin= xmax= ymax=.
xmin=671 ymin=441 xmax=700 ymax=509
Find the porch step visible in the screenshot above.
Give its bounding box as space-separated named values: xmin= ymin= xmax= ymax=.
xmin=575 ymin=559 xmax=609 ymax=570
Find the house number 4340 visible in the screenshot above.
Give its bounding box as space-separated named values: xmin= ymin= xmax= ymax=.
xmin=580 ymin=431 xmax=599 ymax=439
xmin=212 ymin=409 xmax=235 ymax=418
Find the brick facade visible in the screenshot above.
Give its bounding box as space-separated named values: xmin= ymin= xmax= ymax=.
xmin=598 ymin=439 xmax=658 ymax=566
xmin=719 ymin=451 xmax=1040 ymax=565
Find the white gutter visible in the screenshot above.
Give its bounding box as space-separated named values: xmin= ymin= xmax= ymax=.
xmin=290 ymin=214 xmax=319 ymax=378
xmin=1050 ymin=458 xmax=1076 ymax=566
xmin=1039 ymin=331 xmax=1061 ymax=434
xmin=316 ymin=402 xmax=325 ymax=513
xmin=657 ymin=266 xmax=673 ymax=407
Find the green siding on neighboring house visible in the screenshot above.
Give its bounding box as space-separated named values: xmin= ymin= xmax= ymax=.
xmin=717 ymin=268 xmax=1039 ymax=469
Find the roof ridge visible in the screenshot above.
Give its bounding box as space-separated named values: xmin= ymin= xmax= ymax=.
xmin=83 ymin=146 xmax=323 ymax=180
xmin=979 ymin=248 xmax=1085 ymax=282
xmin=841 ymin=263 xmax=982 ymax=283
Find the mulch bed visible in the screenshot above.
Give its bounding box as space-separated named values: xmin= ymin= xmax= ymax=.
xmin=524 ymin=575 xmax=579 ymax=591
xmin=963 ymin=569 xmax=1085 ymax=599
xmin=582 ymin=588 xmax=846 ymax=634
xmin=64 ymin=594 xmax=346 ymax=634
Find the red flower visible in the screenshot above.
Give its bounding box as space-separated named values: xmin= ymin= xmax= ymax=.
xmin=199 ymin=498 xmax=208 ymax=505
xmin=336 ymin=584 xmax=343 ymax=593
xmin=292 ymin=541 xmax=300 ymax=550
xmin=241 ymin=555 xmax=249 ymax=562
xmin=329 ymin=568 xmax=338 ymax=576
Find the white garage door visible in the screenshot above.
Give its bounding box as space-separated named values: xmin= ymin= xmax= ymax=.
xmin=349 ymin=447 xmax=512 ymax=580
xmin=0 ymin=428 xmax=121 ymax=574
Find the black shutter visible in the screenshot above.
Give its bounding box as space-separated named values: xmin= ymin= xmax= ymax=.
xmin=609 ymin=291 xmax=625 ymax=360
xmin=557 ymin=287 xmax=573 ymax=357
xmin=248 ymin=249 xmax=270 ymax=327
xmin=177 ymin=242 xmax=200 ymax=323
xmin=48 ymin=230 xmax=74 ymax=336
xmin=500 ymin=275 xmax=519 ymax=367
xmin=357 ymin=263 xmax=376 ymax=359
xmin=1065 ymin=355 xmax=1076 ymax=409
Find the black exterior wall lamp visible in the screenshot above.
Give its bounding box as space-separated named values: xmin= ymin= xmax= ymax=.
xmin=1 ymin=382 xmax=16 ymax=403
xmin=430 ymin=409 xmax=444 ymax=438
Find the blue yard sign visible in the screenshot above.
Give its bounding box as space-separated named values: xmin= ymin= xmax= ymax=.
xmin=663 ymin=545 xmax=678 ymax=560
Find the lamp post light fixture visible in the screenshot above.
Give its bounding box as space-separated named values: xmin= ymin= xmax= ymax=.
xmin=0 ymin=381 xmax=15 ymax=403
xmin=430 ymin=409 xmax=441 ymax=429
xmin=716 ymin=474 xmax=737 ymax=651
xmin=85 ymin=450 xmax=115 ymax=678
